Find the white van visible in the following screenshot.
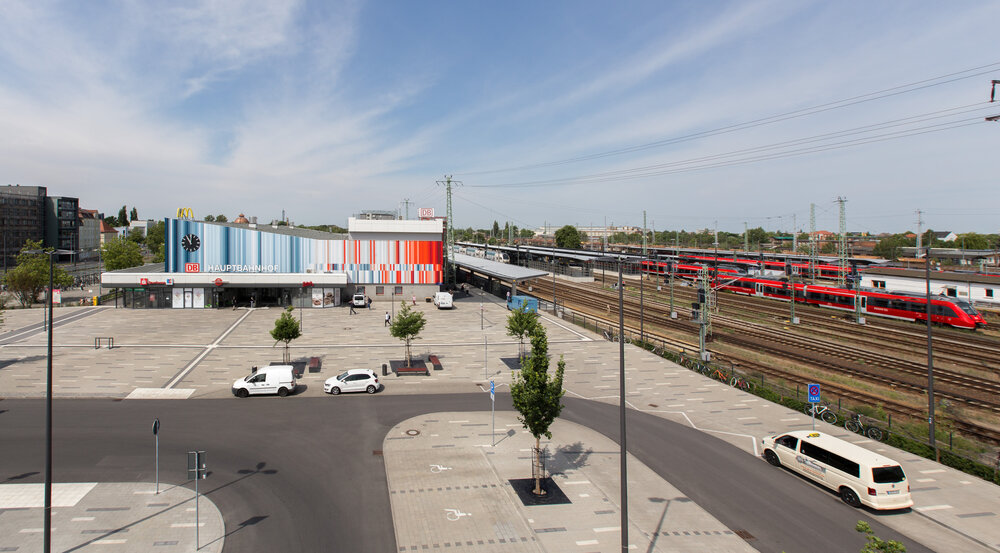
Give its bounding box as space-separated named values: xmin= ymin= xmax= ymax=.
xmin=433 ymin=292 xmax=453 ymax=309
xmin=352 ymin=294 xmax=366 ymax=307
xmin=761 ymin=430 xmax=912 ymax=510
xmin=232 ymin=365 xmax=297 ymax=398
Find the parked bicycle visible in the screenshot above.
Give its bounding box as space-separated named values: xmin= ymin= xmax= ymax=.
xmin=730 ymin=375 xmax=755 ymax=392
xmin=844 ymin=413 xmax=885 ymax=441
xmin=710 ymin=369 xmax=728 ymax=383
xmin=804 ymin=404 xmax=838 ymax=424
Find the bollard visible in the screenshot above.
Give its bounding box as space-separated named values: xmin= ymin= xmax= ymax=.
xmin=382 ymin=363 xmax=388 ymax=376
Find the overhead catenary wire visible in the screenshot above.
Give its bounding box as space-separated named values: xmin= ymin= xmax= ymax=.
xmin=464 ymin=111 xmax=987 ymax=189
xmin=455 ymin=61 xmax=1000 ymax=177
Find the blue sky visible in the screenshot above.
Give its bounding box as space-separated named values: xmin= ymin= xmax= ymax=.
xmin=1 ymin=1 xmax=998 ymax=235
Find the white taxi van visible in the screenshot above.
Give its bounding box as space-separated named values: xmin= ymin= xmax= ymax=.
xmin=761 ymin=430 xmax=912 ymax=510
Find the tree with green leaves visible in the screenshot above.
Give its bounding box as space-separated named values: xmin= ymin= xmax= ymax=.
xmin=554 ymin=225 xmax=582 ymax=249
xmin=510 ymin=324 xmax=566 ymax=495
xmin=270 ymin=306 xmax=301 ymax=363
xmin=145 ymin=221 xmax=165 ymax=255
xmin=215 ymin=214 xmax=228 ymax=223
xmin=126 ymin=227 xmax=145 ymax=246
xmin=389 ymin=301 xmax=426 ymax=366
xmin=117 ymin=206 xmax=128 ymax=226
xmin=129 ymin=207 xmax=138 ymax=221
xmin=2 ymin=240 xmax=74 ymax=307
xmin=855 ymin=521 xmax=905 ymax=552
xmin=204 ymin=215 xmax=216 ymax=222
xmin=101 ymin=237 xmax=144 ymax=271
xmin=103 ymin=215 xmax=118 ymax=228
xmin=506 ymin=304 xmax=539 ymax=361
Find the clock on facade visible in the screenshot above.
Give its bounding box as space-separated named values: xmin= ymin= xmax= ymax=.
xmin=181 ymin=234 xmax=201 ymax=252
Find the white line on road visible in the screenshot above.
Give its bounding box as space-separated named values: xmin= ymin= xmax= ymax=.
xmin=165 ymin=308 xmax=254 ymax=389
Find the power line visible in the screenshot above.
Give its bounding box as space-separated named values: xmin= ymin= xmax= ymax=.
xmin=456 ymin=61 xmax=1000 ymax=177
xmin=466 ymin=112 xmax=985 ymax=188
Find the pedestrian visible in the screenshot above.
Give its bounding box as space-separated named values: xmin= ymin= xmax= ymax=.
xmin=411 ymin=294 xmax=416 ymax=305
xmin=506 ymin=290 xmax=511 ymax=303
xmin=367 ymin=295 xmax=372 ymax=310
xmin=384 ymin=312 xmax=391 ymax=326
xmin=349 ymin=302 xmax=356 ymax=315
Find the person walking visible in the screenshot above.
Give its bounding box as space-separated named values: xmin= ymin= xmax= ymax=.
xmin=349 ymin=302 xmax=356 ymax=315
xmin=366 ymin=295 xmax=372 ymax=310
xmin=411 ymin=294 xmax=416 ymax=306
xmin=384 ymin=311 xmax=391 ymax=326
xmin=506 ymin=290 xmax=511 ymax=303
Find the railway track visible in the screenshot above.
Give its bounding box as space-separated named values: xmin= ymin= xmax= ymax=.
xmin=517 ymin=275 xmax=1000 ymax=446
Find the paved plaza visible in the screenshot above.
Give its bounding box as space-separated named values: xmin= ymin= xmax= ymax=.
xmin=1 ymin=291 xmax=999 ymax=552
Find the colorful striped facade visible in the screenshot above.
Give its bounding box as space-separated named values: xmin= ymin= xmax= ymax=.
xmin=165 ymin=219 xmax=442 ymax=284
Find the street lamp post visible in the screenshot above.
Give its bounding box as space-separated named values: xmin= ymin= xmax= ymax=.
xmin=924 ymin=248 xmax=936 ymax=453
xmin=617 ymin=257 xmax=628 ymax=553
xmin=26 ymin=248 xmax=72 ymax=553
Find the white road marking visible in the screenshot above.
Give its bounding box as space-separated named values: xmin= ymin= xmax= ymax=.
xmin=72 ymin=517 xmax=96 ymax=522
xmin=920 ymin=469 xmax=947 ymax=474
xmin=914 ymin=505 xmax=953 ymax=512
xmin=916 ymin=478 xmax=936 ymax=483
xmin=594 ymin=526 xmax=620 ymax=533
xmin=576 ymin=540 xmax=599 ymax=546
xmin=94 ymin=539 xmax=127 ymax=544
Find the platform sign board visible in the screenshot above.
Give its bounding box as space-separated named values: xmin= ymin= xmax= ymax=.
xmin=807 ymin=383 xmax=821 ymax=404
xmin=490 ymin=380 xmax=495 ymax=402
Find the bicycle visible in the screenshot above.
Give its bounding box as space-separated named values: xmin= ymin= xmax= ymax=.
xmin=730 ymin=375 xmax=755 ymax=392
xmin=844 ymin=413 xmax=885 ymax=441
xmin=710 ymin=369 xmax=728 ymax=383
xmin=804 ymin=404 xmax=838 ymax=424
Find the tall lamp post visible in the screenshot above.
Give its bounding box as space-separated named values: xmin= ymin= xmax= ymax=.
xmin=923 ymin=248 xmax=936 ymax=452
xmin=599 ymin=255 xmax=629 ymax=552
xmin=27 ymin=248 xmax=72 ymax=553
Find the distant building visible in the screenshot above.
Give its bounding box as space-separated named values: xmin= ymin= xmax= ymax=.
xmin=45 ymin=196 xmax=79 ymax=261
xmin=0 ymin=184 xmax=47 ymax=269
xmin=932 ymin=231 xmax=957 ymax=243
xmin=99 ymin=220 xmax=118 ymax=245
xmin=78 ymin=208 xmax=102 ymax=261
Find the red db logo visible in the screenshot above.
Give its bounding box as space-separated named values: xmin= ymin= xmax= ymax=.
xmin=184 ymin=263 xmax=200 ymax=273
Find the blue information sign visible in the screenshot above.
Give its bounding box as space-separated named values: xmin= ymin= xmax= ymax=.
xmin=807 ymin=383 xmax=821 ymax=404
xmin=490 ymin=380 xmax=495 ymax=401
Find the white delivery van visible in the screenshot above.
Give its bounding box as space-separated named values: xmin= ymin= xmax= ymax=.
xmin=232 ymin=365 xmax=297 ymax=398
xmin=352 ymin=294 xmax=366 ymax=307
xmin=433 ymin=292 xmax=453 ymax=309
xmin=761 ymin=430 xmax=912 ymax=510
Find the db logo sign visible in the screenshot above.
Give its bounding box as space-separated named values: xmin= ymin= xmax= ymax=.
xmin=139 ymin=278 xmax=148 ymax=286
xmin=184 ymin=263 xmax=200 ymax=273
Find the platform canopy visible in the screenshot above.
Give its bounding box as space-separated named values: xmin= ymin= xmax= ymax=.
xmin=453 ymin=253 xmax=549 ymax=282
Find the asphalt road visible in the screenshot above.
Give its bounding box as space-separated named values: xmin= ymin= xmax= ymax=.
xmin=0 ymin=395 xmax=930 ymax=553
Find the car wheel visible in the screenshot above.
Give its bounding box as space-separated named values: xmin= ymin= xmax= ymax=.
xmin=366 ymin=385 xmax=377 ymax=394
xmin=330 ymin=386 xmax=341 ymax=395
xmin=277 ymin=387 xmax=288 ymax=397
xmin=237 ymin=388 xmax=249 ymax=398
xmin=764 ymin=450 xmax=780 ymax=467
xmin=840 ymin=487 xmax=861 ymax=508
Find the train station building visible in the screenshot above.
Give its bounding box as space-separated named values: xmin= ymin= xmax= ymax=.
xmin=101 ymin=217 xmax=444 ymax=308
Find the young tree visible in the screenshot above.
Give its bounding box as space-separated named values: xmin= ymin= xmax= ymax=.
xmin=126 ymin=227 xmax=145 ymax=246
xmin=101 ymin=238 xmax=144 ymax=271
xmin=506 ymin=304 xmax=538 ymax=361
xmin=129 ymin=207 xmax=138 ymax=221
xmin=554 ymin=225 xmax=582 ymax=249
xmin=510 ymin=324 xmax=566 ymax=495
xmin=2 ymin=240 xmax=74 ymax=307
xmin=855 ymin=521 xmax=906 ymax=553
xmin=103 ymin=215 xmax=118 ymax=228
xmin=117 ymin=206 xmax=128 ymax=226
xmin=389 ymin=301 xmax=426 ymax=366
xmin=270 ymin=306 xmax=301 ymax=363
xmin=215 ymin=214 xmax=228 ymax=222
xmin=204 ymin=215 xmax=216 ymax=222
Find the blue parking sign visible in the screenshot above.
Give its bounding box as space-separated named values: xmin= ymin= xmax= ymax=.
xmin=807 ymin=383 xmax=821 ymax=403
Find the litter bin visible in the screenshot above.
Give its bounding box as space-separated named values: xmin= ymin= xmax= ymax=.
xmin=382 ymin=363 xmax=388 ymax=376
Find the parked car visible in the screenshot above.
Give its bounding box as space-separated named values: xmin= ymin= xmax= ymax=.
xmin=352 ymin=294 xmax=366 ymax=307
xmin=232 ymin=365 xmax=297 ymax=398
xmin=324 ymin=369 xmax=380 ymax=395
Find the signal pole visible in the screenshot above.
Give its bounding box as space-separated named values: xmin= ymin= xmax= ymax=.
xmin=916 ymin=210 xmax=924 ymax=253
xmin=743 ymin=222 xmax=748 ymax=253
xmin=437 ymin=176 xmax=462 ymax=286
xmin=809 ymin=203 xmax=817 ymax=280
xmin=837 ymin=197 xmax=848 ymax=288
xmin=401 ymin=198 xmax=412 ymax=220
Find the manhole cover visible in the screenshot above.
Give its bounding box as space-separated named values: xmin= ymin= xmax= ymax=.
xmin=405 ymin=429 xmax=420 ymax=436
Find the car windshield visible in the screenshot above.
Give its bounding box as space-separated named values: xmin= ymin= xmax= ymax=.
xmin=337 ymin=371 xmax=350 ymax=381
xmin=872 ymin=466 xmax=906 ymax=483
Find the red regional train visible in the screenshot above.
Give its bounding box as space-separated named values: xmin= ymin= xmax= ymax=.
xmin=717 ymin=276 xmax=985 ymax=329
xmin=638 ymin=260 xmax=984 ymax=329
xmin=676 ymin=254 xmax=850 ymax=280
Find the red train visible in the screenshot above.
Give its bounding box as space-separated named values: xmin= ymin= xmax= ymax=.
xmin=676 ymin=254 xmax=850 ymax=280
xmin=716 ymin=276 xmax=985 ymax=329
